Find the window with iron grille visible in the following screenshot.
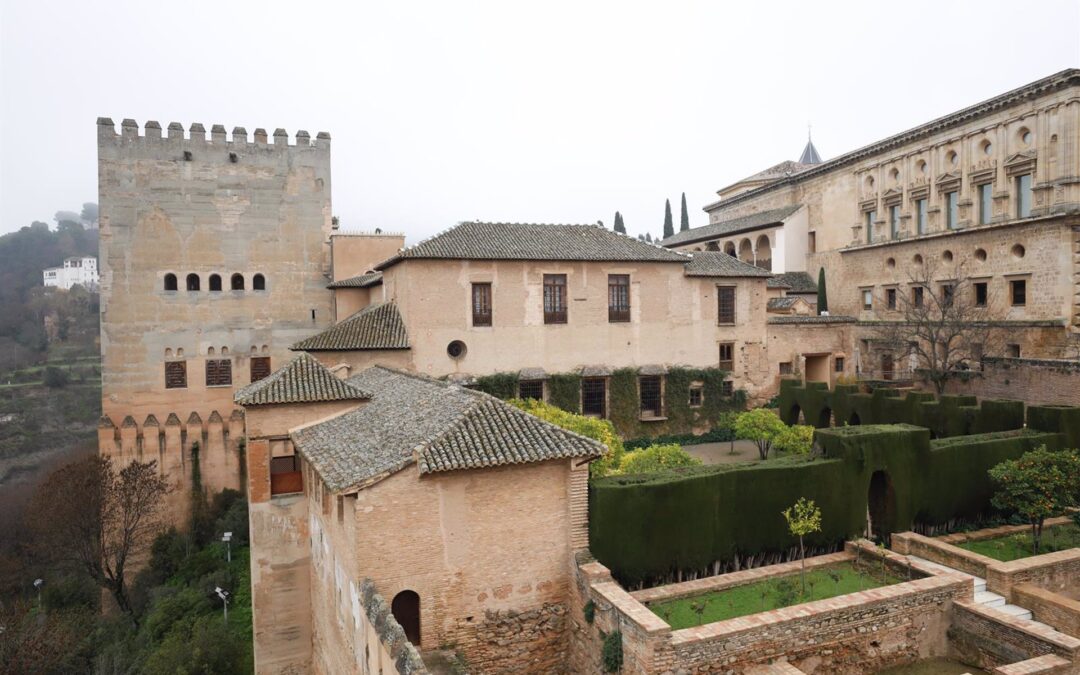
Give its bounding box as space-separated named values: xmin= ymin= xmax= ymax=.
xmin=717 ymin=286 xmax=736 ymax=324
xmin=721 ymin=380 xmax=734 ymax=397
xmin=1010 ymin=279 xmax=1026 ymax=306
xmin=543 ymin=274 xmax=567 ymax=324
xmin=518 ymin=380 xmax=544 ymax=400
xmin=581 ymin=378 xmax=606 ymax=417
xmin=472 ymin=283 xmax=492 ymax=326
xmin=688 ymin=385 xmax=703 ymax=408
xmin=206 ymin=358 xmax=233 ymax=387
xmin=779 ymin=362 xmax=793 ymax=375
xmin=165 ymin=361 xmax=187 ymax=389
xmin=250 ymin=356 xmax=271 ymax=383
xmin=718 ymin=342 xmax=734 ymax=371
xmin=835 ymin=357 xmax=845 ymax=373
xmin=639 ymin=376 xmax=662 ymax=417
xmin=608 ymin=275 xmax=630 ymax=322
xmin=975 ymin=282 xmax=988 ymax=307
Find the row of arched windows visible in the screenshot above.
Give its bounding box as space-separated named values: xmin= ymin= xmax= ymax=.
xmin=164 ymin=273 xmax=266 ymax=292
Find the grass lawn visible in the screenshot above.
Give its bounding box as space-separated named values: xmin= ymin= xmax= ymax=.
xmin=957 ymin=523 xmax=1080 ymax=562
xmin=648 ymin=561 xmax=905 ymax=628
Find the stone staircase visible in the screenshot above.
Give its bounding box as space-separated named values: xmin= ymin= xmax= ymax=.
xmin=907 ymin=555 xmax=1051 ymax=627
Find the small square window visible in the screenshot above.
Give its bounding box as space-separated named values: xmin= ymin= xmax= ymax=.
xmin=721 ymin=380 xmax=734 ymax=398
xmin=1007 ymin=343 xmax=1021 ymax=358
xmin=688 ymin=386 xmax=704 ymax=408
xmin=1010 ymin=279 xmax=1026 ymax=306
xmin=835 ymin=357 xmax=845 ymax=373
xmin=779 ymin=362 xmax=793 ymax=376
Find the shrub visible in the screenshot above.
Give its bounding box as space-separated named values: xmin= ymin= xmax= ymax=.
xmin=775 ymin=425 xmax=815 ymax=456
xmin=619 ymin=444 xmax=701 ymax=475
xmin=601 ymin=630 xmax=623 ymax=673
xmin=508 ymin=398 xmax=623 ymax=476
xmin=43 ymin=365 xmax=69 ymax=388
xmin=583 ymin=600 xmax=595 ymax=624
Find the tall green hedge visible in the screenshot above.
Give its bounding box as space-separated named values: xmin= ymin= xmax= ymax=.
xmin=590 ymin=423 xmax=1064 ymax=586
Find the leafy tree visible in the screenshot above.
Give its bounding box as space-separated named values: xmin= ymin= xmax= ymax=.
xmin=509 ymin=398 xmax=625 ymax=476
xmin=817 ymin=267 xmax=828 ymax=315
xmin=774 ymin=424 xmax=815 ymax=455
xmin=613 ymin=211 xmax=626 ymax=234
xmin=680 ymin=192 xmax=690 ymax=231
xmin=645 ymin=232 xmax=653 ymax=243
xmin=618 ymin=444 xmax=701 ymax=474
xmin=0 ymin=601 xmax=94 ymax=673
xmin=663 ymin=199 xmax=674 ymax=239
xmin=54 ymin=211 xmax=81 ymax=227
xmin=782 ymin=497 xmax=822 ymax=594
xmin=989 ymin=447 xmax=1080 ymax=554
xmin=734 ymin=409 xmax=789 ymax=460
xmin=43 ymin=365 xmax=69 ymax=388
xmin=80 ymin=202 xmax=99 ymax=225
xmin=27 ymin=457 xmax=171 ymax=623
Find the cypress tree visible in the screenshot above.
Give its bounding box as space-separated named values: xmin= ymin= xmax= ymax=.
xmin=680 ymin=192 xmax=690 ymax=231
xmin=614 ymin=211 xmax=626 ymax=234
xmin=662 ymin=199 xmax=674 ymax=239
xmin=646 ymin=233 xmax=653 ymax=243
xmin=817 ymin=267 xmax=829 ymax=315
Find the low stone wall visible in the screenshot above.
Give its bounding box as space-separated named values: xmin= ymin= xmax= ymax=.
xmin=892 ymin=531 xmax=998 ymax=579
xmin=1013 ymin=584 xmax=1080 ymax=638
xmin=946 ymin=358 xmax=1080 ymax=407
xmin=949 ymin=601 xmax=1080 ymax=673
xmin=993 ymin=654 xmax=1073 ymax=674
xmin=573 ymin=549 xmax=971 ymax=674
xmin=449 ymin=603 xmax=568 ymax=673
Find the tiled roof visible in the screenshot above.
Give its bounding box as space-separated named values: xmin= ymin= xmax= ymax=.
xmin=683 ymin=251 xmax=773 ymax=278
xmin=375 ymin=221 xmax=689 ymax=269
xmin=767 ymin=296 xmax=802 ymax=310
xmin=768 ymin=315 xmax=857 ymax=325
xmin=234 ymin=352 xmax=371 ymax=406
xmin=291 ymin=302 xmax=410 ymax=352
xmin=327 ymin=272 xmax=383 ymax=289
xmin=767 ymin=271 xmax=817 ymax=292
xmin=660 ymin=205 xmax=802 ymax=247
xmin=291 ymin=367 xmax=605 ymax=491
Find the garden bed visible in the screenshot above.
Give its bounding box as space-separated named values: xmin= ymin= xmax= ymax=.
xmin=646 ymin=560 xmax=904 ymax=628
xmin=957 ymin=523 xmax=1080 ymax=562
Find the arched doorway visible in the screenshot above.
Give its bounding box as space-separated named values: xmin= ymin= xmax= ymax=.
xmin=787 ymin=403 xmax=801 ymax=426
xmin=816 ymin=407 xmax=832 ymax=428
xmin=867 ymin=471 xmax=896 ymax=544
xmin=849 ymin=411 xmax=861 ymax=426
xmin=738 ymin=238 xmax=754 ymax=263
xmin=724 ymin=241 xmax=736 ymax=257
xmin=392 ymin=590 xmax=421 ymax=646
xmin=755 ymin=234 xmax=772 ymax=271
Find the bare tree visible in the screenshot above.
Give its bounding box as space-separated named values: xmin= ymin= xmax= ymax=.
xmin=26 ymin=456 xmax=170 ymax=623
xmin=873 ymin=259 xmax=1001 ymax=395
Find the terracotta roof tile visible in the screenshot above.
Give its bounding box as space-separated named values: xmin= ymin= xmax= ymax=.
xmin=234 ymin=352 xmax=371 ymax=406
xmin=683 ymin=251 xmax=773 ymax=278
xmin=291 ymin=302 xmax=410 ymax=352
xmin=661 ymin=205 xmax=801 ymax=247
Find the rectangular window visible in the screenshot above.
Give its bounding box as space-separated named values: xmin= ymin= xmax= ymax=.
xmin=946 ymin=191 xmax=959 ymax=229
xmin=688 ymin=385 xmax=703 ymax=408
xmin=807 ymin=231 xmax=816 ymax=254
xmin=472 ymin=282 xmax=492 ymax=326
xmin=916 ymin=198 xmax=927 ymax=234
xmin=1007 ymin=343 xmax=1021 ymax=358
xmin=978 ymin=183 xmax=993 ymax=225
xmin=581 ymin=378 xmax=606 ymax=418
xmin=250 ymin=356 xmax=271 ymax=382
xmin=718 ymin=342 xmax=734 ymax=371
xmin=889 ymin=205 xmax=900 ymax=239
xmin=205 ymin=358 xmax=233 ymax=387
xmin=721 ymin=380 xmax=734 ymax=398
xmin=639 ymin=376 xmax=663 ymax=418
xmin=717 ymin=286 xmax=736 ymax=324
xmin=913 ymin=286 xmax=924 ymax=308
xmin=1010 ymin=279 xmax=1026 ymax=306
xmin=165 ymin=361 xmax=187 ymax=389
xmin=835 ymin=357 xmax=845 ymax=373
xmin=862 ymin=289 xmax=872 ymax=310
xmin=269 ymin=454 xmax=303 ymax=496
xmin=608 ymin=274 xmax=630 ymax=322
xmin=1016 ymin=174 xmax=1032 ymax=218
xmin=779 ymin=362 xmax=793 ymax=376
xmin=518 ymin=380 xmax=544 ymax=400
xmin=865 ymin=210 xmax=876 ymax=243
xmin=942 ymin=284 xmax=955 ymax=308
xmin=886 ymin=288 xmax=897 ymax=310
xmin=543 ymin=274 xmax=567 ymax=324
xmin=974 ymin=282 xmax=988 ymax=307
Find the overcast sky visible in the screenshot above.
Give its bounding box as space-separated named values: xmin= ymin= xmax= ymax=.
xmin=1 ymin=1 xmax=1078 ymax=242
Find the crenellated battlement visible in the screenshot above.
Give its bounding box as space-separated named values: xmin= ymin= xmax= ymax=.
xmin=97 ymin=117 xmax=331 ymax=151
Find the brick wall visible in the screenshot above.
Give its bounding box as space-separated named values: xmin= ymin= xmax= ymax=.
xmin=1012 ymin=584 xmax=1080 ymax=638
xmin=948 ymin=358 xmax=1080 ymax=407
xmin=949 ymin=601 xmax=1080 ymax=672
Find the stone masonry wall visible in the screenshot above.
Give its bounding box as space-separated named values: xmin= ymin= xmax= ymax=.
xmin=1012 ymin=584 xmax=1080 ymax=638
xmin=947 ymin=358 xmax=1080 ymax=406
xmin=949 ymin=601 xmax=1080 ymax=673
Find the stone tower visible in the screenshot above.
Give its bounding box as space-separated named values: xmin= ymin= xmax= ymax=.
xmin=96 ymin=118 xmax=334 ymax=500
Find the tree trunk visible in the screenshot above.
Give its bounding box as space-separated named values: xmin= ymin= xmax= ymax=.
xmin=799 ymin=535 xmax=806 ymax=595
xmin=1033 ymin=519 xmax=1043 ymax=555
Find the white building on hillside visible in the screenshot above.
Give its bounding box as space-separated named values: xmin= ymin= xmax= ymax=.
xmin=43 ymin=256 xmax=99 ymax=291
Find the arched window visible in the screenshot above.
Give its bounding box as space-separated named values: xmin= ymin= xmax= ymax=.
xmin=231 ymin=274 xmax=245 ymax=291
xmin=391 ymin=590 xmax=421 ymax=645
xmin=186 ymin=273 xmax=200 ymax=291
xmin=164 ymin=273 xmax=178 ymax=291
xmin=209 ymin=274 xmax=222 ymax=292
xmin=252 ymin=273 xmax=265 ymax=291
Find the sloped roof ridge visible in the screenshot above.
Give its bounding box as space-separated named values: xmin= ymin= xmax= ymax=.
xmin=234 ymin=352 xmax=371 ymax=405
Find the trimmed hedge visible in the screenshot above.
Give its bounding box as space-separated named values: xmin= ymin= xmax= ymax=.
xmin=591 ymin=422 xmax=1065 ymax=586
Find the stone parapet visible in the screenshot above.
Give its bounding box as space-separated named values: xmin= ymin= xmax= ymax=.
xmin=1012 ymin=584 xmax=1080 ymax=639
xmin=950 ymin=601 xmax=1080 ymax=672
